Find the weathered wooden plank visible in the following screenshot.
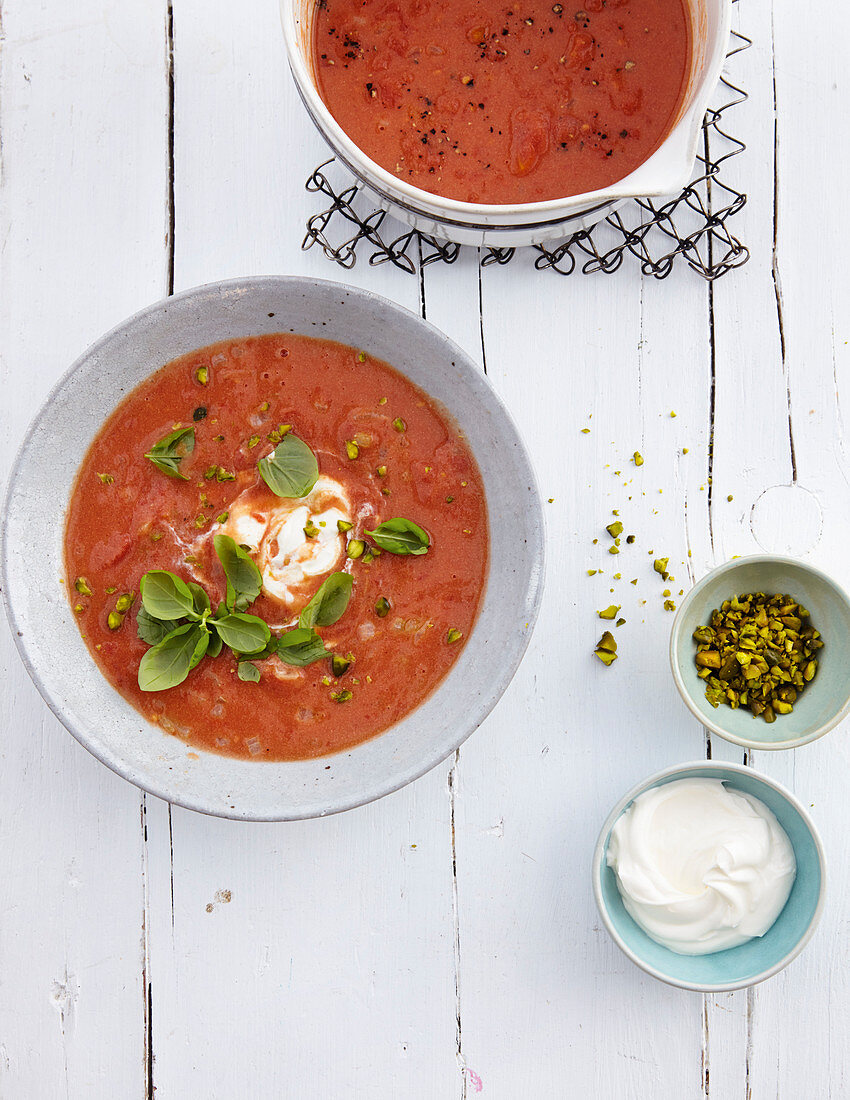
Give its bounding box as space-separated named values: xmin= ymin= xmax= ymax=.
xmin=0 ymin=1 xmax=169 ymax=1095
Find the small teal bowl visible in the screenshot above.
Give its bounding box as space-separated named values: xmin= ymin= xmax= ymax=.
xmin=670 ymin=555 xmax=850 ymax=750
xmin=592 ymin=761 xmax=826 ymax=991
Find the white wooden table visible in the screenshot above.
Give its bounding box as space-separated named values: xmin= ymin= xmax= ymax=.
xmin=2 ymin=2 xmax=848 ymax=1096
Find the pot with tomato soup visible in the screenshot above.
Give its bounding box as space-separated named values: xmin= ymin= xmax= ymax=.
xmin=281 ymin=0 xmax=732 ymax=244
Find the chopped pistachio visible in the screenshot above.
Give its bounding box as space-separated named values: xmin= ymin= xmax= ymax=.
xmin=633 ymin=451 xmax=644 ymax=466
xmin=376 ymin=465 xmax=387 ymax=478
xmin=215 ymin=467 xmax=235 ymax=483
xmin=608 ymin=546 xmax=620 ymax=555
xmin=216 ymin=512 xmax=229 ymax=524
xmin=392 ymin=417 xmax=406 ymax=433
xmin=194 ymin=515 xmax=207 ymax=529
xmin=587 ymin=569 xmax=598 ymax=576
xmin=594 ymin=631 xmax=618 ymax=665
xmin=107 ymin=611 xmax=124 ymax=630
xmin=616 ymin=618 xmax=626 ymax=627
xmin=653 ymin=558 xmax=670 ymax=580
xmin=378 ymin=396 xmax=387 ymax=405
xmin=97 ymin=472 xmax=114 ymax=485
xmin=361 ymin=550 xmax=375 ymax=564
xmin=195 ymin=366 xmax=209 ymax=385
xmin=115 ymin=592 xmax=135 ymax=613
xmin=664 ymin=600 xmax=676 ymax=611
xmin=331 ymin=654 xmax=352 ymax=677
xmin=626 ymin=535 xmax=636 ymax=544
xmin=204 ymin=465 xmax=217 ymax=480
xmin=670 ymin=410 xmax=677 ymax=418
xmin=374 ymin=596 xmax=391 ymax=618
xmin=446 ymin=628 xmax=463 ymax=644
xmin=74 ymin=603 xmax=84 ymax=614
xmin=347 ymin=539 xmax=365 ymax=560
xmin=106 ymin=586 xmax=117 ymax=594
xmin=581 ymin=428 xmax=590 ymax=434
xmin=358 ymin=351 xmax=366 ymax=362
xmin=598 ymin=605 xmax=620 ymax=620
xmin=337 ymin=519 xmax=354 ymax=533
xmin=630 ymin=578 xmax=637 ymax=585
xmin=606 ymin=521 xmax=623 ymax=538
xmin=331 ymin=689 xmax=353 ymax=703
xmin=345 ymin=440 xmax=359 ymax=460
xmin=727 ymin=494 xmax=734 ymax=502
xmin=304 ymin=520 xmax=320 ymax=539
xmin=259 ymin=401 xmax=270 ymax=412
xmin=151 ymin=532 xmax=163 ymax=542
xmin=74 ymin=577 xmax=93 ymax=597
xmin=247 ymin=435 xmax=260 ymax=449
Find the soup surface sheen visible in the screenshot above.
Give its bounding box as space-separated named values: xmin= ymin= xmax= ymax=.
xmin=313 ymin=0 xmax=692 ymax=204
xmin=64 ymin=334 xmax=488 ymax=761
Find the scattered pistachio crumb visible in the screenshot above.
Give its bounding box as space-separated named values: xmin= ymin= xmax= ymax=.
xmin=609 ymin=546 xmax=620 ymax=555
xmin=654 ymin=558 xmax=670 ymax=580
xmin=615 ymin=618 xmax=626 ymax=627
xmin=446 ymin=628 xmax=463 ymax=644
xmin=727 ymin=494 xmax=734 ymax=502
xmin=682 ymin=447 xmax=689 ymax=454
xmin=633 ymin=451 xmax=644 ymax=466
xmin=594 ymin=631 xmax=617 ymax=666
xmin=247 ymin=435 xmax=260 ymax=449
xmin=216 ymin=512 xmax=229 ymax=524
xmin=358 ymin=351 xmax=366 ymax=362
xmin=613 ymin=573 xmax=621 ymax=580
xmin=581 ymin=428 xmax=591 ymax=434
xmin=597 ymin=605 xmax=620 ymax=620
xmin=97 ymin=472 xmax=114 ymax=485
xmin=670 ymin=410 xmax=677 ymax=418
xmin=663 ymin=588 xmax=671 ymax=597
xmin=195 ymin=366 xmax=209 ymax=386
xmin=630 ymin=579 xmax=638 ymax=585
xmin=664 ymin=599 xmax=677 ymax=611
xmin=378 ymin=396 xmax=387 ymax=405
xmin=626 ymin=534 xmax=636 ymax=544
xmin=606 ymin=521 xmax=623 ymax=538
xmin=548 ymin=497 xmax=554 ymax=504
xmin=587 ymin=569 xmax=598 ymax=576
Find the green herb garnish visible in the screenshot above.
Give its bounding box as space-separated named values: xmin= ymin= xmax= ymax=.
xmin=299 ymin=572 xmax=353 ymax=630
xmin=257 ymin=433 xmax=319 ymax=498
xmin=366 ymin=518 xmax=430 ymax=556
xmin=144 ymin=426 xmax=195 ymax=480
xmin=213 ymin=533 xmax=262 ymax=612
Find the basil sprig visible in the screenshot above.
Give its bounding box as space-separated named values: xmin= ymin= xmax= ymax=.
xmin=366 ymin=518 xmax=430 ymax=556
xmin=136 ymin=534 xmax=342 ymax=691
xmin=299 ymin=572 xmax=353 ymax=629
xmin=144 ymin=426 xmax=195 ymax=480
xmin=258 ymin=433 xmax=319 ymax=498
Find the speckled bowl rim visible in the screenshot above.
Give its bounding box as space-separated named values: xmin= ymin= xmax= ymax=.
xmin=592 ymin=760 xmax=827 ymax=992
xmin=669 ymin=555 xmax=850 ymax=751
xmin=0 ymin=276 xmax=546 ymax=820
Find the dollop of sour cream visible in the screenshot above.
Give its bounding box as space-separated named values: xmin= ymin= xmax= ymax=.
xmin=217 ymin=476 xmax=352 ymax=609
xmin=607 ymin=778 xmax=796 ymax=955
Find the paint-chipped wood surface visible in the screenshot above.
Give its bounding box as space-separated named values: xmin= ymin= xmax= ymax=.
xmin=1 ymin=1 xmax=848 ymax=1096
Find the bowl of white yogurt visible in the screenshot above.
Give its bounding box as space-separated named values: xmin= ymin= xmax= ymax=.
xmin=592 ymin=761 xmax=826 ymax=992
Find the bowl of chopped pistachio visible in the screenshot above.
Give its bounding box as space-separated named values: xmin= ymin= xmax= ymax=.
xmin=669 ymin=556 xmax=850 ymax=750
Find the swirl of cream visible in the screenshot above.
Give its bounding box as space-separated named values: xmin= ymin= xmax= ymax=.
xmin=607 ymin=778 xmax=796 ymax=955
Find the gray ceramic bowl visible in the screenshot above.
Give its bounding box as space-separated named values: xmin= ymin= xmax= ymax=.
xmin=593 ymin=761 xmax=826 ymax=992
xmin=670 ymin=555 xmax=850 ymax=750
xmin=1 ymin=277 xmax=545 ymax=820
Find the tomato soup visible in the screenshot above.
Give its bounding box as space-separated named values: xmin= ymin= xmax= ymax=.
xmin=313 ymin=0 xmax=692 ymax=204
xmin=64 ymin=335 xmax=488 ymax=761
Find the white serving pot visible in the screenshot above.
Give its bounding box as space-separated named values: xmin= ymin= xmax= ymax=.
xmin=281 ymin=0 xmax=732 ymax=247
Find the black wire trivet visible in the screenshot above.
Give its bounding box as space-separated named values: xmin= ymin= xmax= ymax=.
xmin=303 ymin=28 xmax=750 ymax=280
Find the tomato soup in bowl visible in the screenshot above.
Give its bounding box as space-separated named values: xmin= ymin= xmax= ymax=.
xmin=2 ymin=277 xmax=544 ymax=819
xmin=282 ymin=0 xmax=732 ymax=245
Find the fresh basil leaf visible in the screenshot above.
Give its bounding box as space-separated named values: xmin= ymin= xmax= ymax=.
xmin=144 ymin=426 xmax=195 ymax=481
xmin=136 ymin=605 xmax=183 ymax=646
xmin=213 ymin=533 xmax=263 ymax=612
xmin=207 ymin=630 xmax=223 ymax=659
xmin=276 ymin=626 xmax=329 ymax=667
xmin=366 ymin=517 xmax=430 ymax=556
xmin=242 ymin=635 xmax=279 ymax=662
xmin=237 ymin=661 xmax=262 ymax=683
xmin=140 ymin=570 xmax=197 ymax=621
xmin=213 ymin=612 xmax=271 ymax=655
xmin=257 ymin=433 xmax=319 ymax=498
xmin=189 ymin=625 xmax=210 ymax=670
xmin=138 ymin=622 xmax=205 ymax=692
xmin=187 ymin=582 xmax=211 ymax=618
xmin=299 ymin=571 xmax=353 ymax=629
